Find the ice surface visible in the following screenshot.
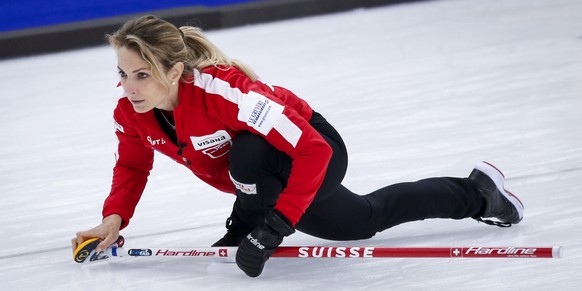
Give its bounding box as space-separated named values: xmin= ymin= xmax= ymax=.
xmin=1 ymin=0 xmax=581 ymax=290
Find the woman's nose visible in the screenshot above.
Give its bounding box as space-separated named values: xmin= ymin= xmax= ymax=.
xmin=122 ymin=80 xmax=137 ymax=95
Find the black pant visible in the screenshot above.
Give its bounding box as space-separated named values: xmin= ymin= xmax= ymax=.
xmin=228 ymin=112 xmax=484 ymax=241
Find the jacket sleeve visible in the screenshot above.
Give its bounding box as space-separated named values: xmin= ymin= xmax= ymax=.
xmin=267 ymin=104 xmax=333 ymax=226
xmin=102 ymin=101 xmax=154 ymax=229
xmin=200 ymin=68 xmax=333 ymax=225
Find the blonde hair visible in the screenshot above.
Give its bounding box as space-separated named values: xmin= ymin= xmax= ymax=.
xmin=107 ymin=15 xmax=258 ymax=89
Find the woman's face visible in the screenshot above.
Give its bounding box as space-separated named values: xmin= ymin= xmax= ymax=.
xmin=116 ymin=46 xmax=175 ymax=113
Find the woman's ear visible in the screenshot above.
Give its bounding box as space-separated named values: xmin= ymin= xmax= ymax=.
xmin=170 ymin=62 xmax=185 ymax=82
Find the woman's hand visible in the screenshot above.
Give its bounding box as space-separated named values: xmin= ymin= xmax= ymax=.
xmin=72 ymin=214 xmax=123 ymax=253
xmin=236 ymin=210 xmax=295 ymax=277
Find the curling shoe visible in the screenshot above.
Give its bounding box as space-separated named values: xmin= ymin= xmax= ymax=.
xmin=469 ymin=161 xmax=524 ymax=227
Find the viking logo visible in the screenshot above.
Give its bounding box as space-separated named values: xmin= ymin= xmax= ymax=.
xmin=74 ymin=250 xmax=90 ymax=263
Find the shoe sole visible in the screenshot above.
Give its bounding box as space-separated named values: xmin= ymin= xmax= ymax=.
xmin=474 ymin=161 xmax=524 ymax=221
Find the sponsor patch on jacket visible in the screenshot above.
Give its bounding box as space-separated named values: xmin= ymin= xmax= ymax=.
xmin=190 ymin=130 xmax=232 ymax=159
xmin=238 ymin=91 xmax=284 ymax=135
xmin=229 ymin=172 xmax=257 ymax=195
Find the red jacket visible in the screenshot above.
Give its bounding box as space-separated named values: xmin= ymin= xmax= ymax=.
xmin=103 ymin=66 xmax=333 ymax=229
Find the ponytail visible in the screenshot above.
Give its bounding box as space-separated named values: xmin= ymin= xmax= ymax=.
xmin=179 ymin=26 xmax=258 ymax=81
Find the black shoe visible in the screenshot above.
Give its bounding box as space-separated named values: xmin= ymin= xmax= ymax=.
xmin=469 ymin=161 xmax=524 ymax=227
xmin=212 ymin=215 xmax=252 ymax=247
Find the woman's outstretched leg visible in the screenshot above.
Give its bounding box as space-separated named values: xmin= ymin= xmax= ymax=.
xmin=297 ymin=177 xmax=483 ymax=240
xmin=297 ymin=162 xmax=524 ymax=241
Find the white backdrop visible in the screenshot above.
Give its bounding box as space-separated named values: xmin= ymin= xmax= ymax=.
xmin=1 ymin=0 xmax=581 ymax=290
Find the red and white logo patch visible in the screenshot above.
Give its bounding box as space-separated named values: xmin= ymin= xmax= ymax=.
xmin=190 ymin=130 xmax=232 ymax=159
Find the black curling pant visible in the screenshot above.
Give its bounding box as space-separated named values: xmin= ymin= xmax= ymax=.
xmin=228 ymin=112 xmax=484 ymax=241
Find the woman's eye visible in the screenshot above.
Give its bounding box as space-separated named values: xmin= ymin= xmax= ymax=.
xmin=137 ymin=72 xmax=149 ymax=79
xmin=118 ymin=70 xmax=127 ymax=78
